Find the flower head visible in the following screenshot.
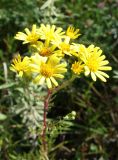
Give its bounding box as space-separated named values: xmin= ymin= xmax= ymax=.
xmin=71 ymin=61 xmax=84 ymax=75
xmin=52 ymin=37 xmax=74 ymax=57
xmin=71 ymin=43 xmax=88 ymax=61
xmin=37 ymin=24 xmax=65 ymax=42
xmin=32 ymin=41 xmax=57 ymax=57
xmin=66 ymin=26 xmax=81 ymax=39
xmin=10 ymin=54 xmax=31 ymax=77
xmin=15 ymin=24 xmax=40 ymax=44
xmin=83 ymin=45 xmax=112 ymax=82
xmin=30 ymin=54 xmax=67 ymax=88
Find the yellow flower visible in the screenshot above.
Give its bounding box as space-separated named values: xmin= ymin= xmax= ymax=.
xmin=71 ymin=61 xmax=84 ymax=75
xmin=15 ymin=24 xmax=40 ymax=44
xmin=37 ymin=24 xmax=65 ymax=42
xmin=71 ymin=43 xmax=88 ymax=61
xmin=30 ymin=54 xmax=67 ymax=88
xmin=32 ymin=41 xmax=57 ymax=57
xmin=52 ymin=37 xmax=74 ymax=56
xmin=66 ymin=26 xmax=81 ymax=39
xmin=83 ymin=45 xmax=112 ymax=82
xmin=10 ymin=54 xmax=31 ymax=77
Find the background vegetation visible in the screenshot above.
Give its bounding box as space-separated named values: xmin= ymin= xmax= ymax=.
xmin=0 ymin=0 xmax=118 ymax=159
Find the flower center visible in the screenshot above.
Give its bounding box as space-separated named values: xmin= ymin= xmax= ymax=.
xmin=40 ymin=47 xmax=52 ymax=57
xmin=87 ymin=56 xmax=99 ymax=72
xmin=67 ymin=31 xmax=75 ymax=39
xmin=40 ymin=63 xmax=54 ymax=77
xmin=15 ymin=62 xmax=28 ymax=72
xmin=71 ymin=62 xmax=84 ymax=74
xmin=45 ymin=31 xmax=54 ymax=40
xmin=27 ymin=34 xmax=39 ymax=43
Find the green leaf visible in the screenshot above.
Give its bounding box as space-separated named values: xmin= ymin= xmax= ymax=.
xmin=0 ymin=82 xmax=17 ymax=90
xmin=0 ymin=113 xmax=7 ymax=120
xmin=90 ymin=143 xmax=98 ymax=152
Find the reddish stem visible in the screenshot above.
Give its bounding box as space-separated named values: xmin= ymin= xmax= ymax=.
xmin=41 ymin=89 xmax=52 ymax=151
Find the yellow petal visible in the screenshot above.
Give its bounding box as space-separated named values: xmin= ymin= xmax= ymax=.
xmin=10 ymin=66 xmax=15 ymax=72
xmin=53 ymin=74 xmax=64 ymax=78
xmin=95 ymin=72 xmax=107 ymax=82
xmin=50 ymin=77 xmax=58 ymax=86
xmin=100 ymin=60 xmax=109 ymax=66
xmin=98 ymin=55 xmax=105 ymax=61
xmin=34 ymin=75 xmax=42 ymax=83
xmin=91 ymin=72 xmax=96 ymax=81
xmin=99 ymin=66 xmax=112 ymax=71
xmin=56 ymin=67 xmax=67 ymax=73
xmin=46 ymin=78 xmax=52 ymax=88
xmin=39 ymin=77 xmax=45 ymax=85
xmin=18 ymin=71 xmax=23 ymax=77
xmin=84 ymin=66 xmax=90 ymax=76
xmin=25 ymin=28 xmax=30 ymax=35
xmin=32 ymin=24 xmax=36 ymax=33
xmin=96 ymin=71 xmax=109 ymax=78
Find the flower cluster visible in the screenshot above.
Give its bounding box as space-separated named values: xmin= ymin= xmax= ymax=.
xmin=10 ymin=24 xmax=112 ymax=88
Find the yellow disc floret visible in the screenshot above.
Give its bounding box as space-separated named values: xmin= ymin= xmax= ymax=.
xmin=40 ymin=47 xmax=52 ymax=57
xmin=31 ymin=41 xmax=57 ymax=57
xmin=40 ymin=63 xmax=54 ymax=77
xmin=86 ymin=55 xmax=99 ymax=72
